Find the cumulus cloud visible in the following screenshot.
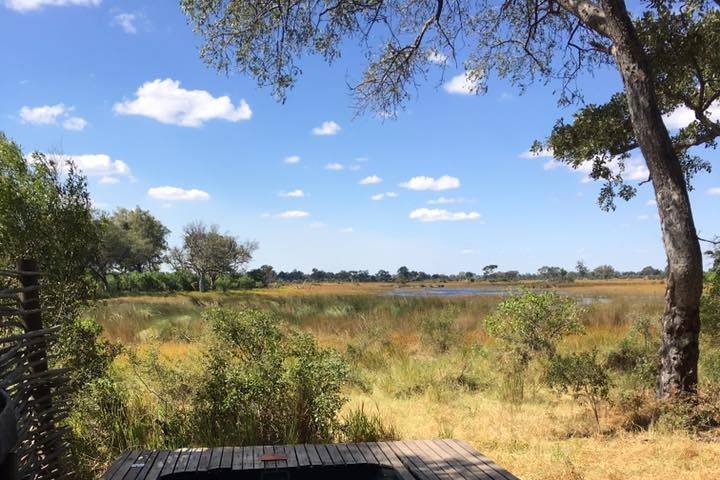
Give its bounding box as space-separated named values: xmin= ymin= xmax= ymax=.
xmin=325 ymin=162 xmax=344 ymax=171
xmin=663 ymin=102 xmax=720 ymax=130
xmin=113 ymin=13 xmax=137 ymax=34
xmin=708 ymin=187 xmax=720 ymax=196
xmin=526 ymin=148 xmax=650 ymax=184
xmin=43 ymin=153 xmax=130 ymax=182
xmin=427 ymin=196 xmax=463 ymax=205
xmin=443 ymin=72 xmax=480 ymax=95
xmin=19 ymin=104 xmax=87 ymax=131
xmin=4 ymin=0 xmax=99 ymax=12
xmin=340 ymin=227 xmax=354 ymax=233
xmin=279 ymin=189 xmax=305 ymax=198
xmin=98 ymin=176 xmax=119 ymax=185
xmin=147 ymin=186 xmax=210 ymax=201
xmin=114 ymin=78 xmax=252 ymax=127
xmin=284 ymin=155 xmax=300 ymax=164
xmin=400 ymin=175 xmax=460 ymax=191
xmin=371 ymin=192 xmax=397 ymax=201
xmin=409 ymin=208 xmax=481 ymax=222
xmin=312 ymin=120 xmax=341 ymax=136
xmin=359 ymin=175 xmax=382 ymax=185
xmin=277 ymin=210 xmax=309 ymax=219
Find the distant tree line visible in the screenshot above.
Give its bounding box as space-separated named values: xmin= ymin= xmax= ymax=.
xmin=90 ymin=207 xmax=672 ymax=294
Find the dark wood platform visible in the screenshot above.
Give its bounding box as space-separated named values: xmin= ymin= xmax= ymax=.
xmin=102 ymin=439 xmax=518 ymax=480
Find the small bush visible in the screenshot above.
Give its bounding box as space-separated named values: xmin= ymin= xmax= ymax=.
xmin=193 ymin=307 xmax=349 ymax=445
xmin=545 ymin=350 xmax=610 ymax=430
xmin=486 ymin=290 xmax=584 ymax=401
xmin=420 ymin=307 xmax=461 ymax=353
xmin=339 ymin=404 xmax=398 ymax=442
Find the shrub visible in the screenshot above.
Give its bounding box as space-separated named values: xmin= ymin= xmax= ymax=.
xmin=339 ymin=404 xmax=398 ymax=442
xmin=545 ymin=350 xmax=610 ymax=430
xmin=193 ymin=307 xmax=349 ymax=445
xmin=486 ymin=290 xmax=584 ymax=401
xmin=605 ymin=315 xmax=658 ymax=392
xmin=420 ymin=307 xmax=461 ymax=353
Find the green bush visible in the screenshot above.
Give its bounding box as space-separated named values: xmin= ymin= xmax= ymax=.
xmin=193 ymin=307 xmax=349 ymax=445
xmin=545 ymin=350 xmax=610 ymax=430
xmin=486 ymin=290 xmax=584 ymax=401
xmin=420 ymin=307 xmax=461 ymax=353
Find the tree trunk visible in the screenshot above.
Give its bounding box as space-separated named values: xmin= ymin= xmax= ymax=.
xmin=601 ymin=0 xmax=704 ymax=396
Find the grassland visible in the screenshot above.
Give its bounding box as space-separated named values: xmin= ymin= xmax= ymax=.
xmin=92 ymin=280 xmax=720 ymax=480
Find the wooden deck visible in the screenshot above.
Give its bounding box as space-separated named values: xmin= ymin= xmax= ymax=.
xmin=102 ymin=440 xmax=519 ymax=480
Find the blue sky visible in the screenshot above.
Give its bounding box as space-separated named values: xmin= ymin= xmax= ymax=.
xmin=1 ymin=0 xmax=719 ymax=274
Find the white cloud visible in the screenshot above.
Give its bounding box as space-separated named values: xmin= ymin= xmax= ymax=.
xmin=427 ymin=50 xmax=448 ymax=64
xmin=284 ymin=155 xmax=300 ymax=164
xmin=4 ymin=0 xmax=99 ymax=12
xmin=349 ymin=164 xmax=361 ymax=171
xmin=443 ymin=72 xmax=480 ymax=95
xmin=309 ymin=221 xmax=326 ymax=229
xmin=277 ymin=210 xmax=309 ymax=219
xmin=98 ymin=176 xmax=119 ymax=185
xmin=113 ymin=78 xmax=252 ymax=127
xmin=359 ymin=175 xmax=382 ymax=185
xmin=355 ymin=157 xmax=369 ymax=163
xmin=427 ymin=196 xmax=463 ymax=205
xmin=637 ymin=214 xmax=650 ymax=221
xmin=708 ymin=187 xmax=720 ymax=196
xmin=400 ymin=175 xmax=460 ymax=191
xmin=460 ymin=249 xmax=479 ymax=255
xmin=45 ymin=153 xmax=131 ymax=178
xmin=646 ymin=198 xmax=657 ymax=206
xmin=340 ymin=227 xmax=354 ymax=233
xmin=325 ymin=162 xmax=344 ymax=171
xmin=663 ymin=102 xmax=720 ymax=130
xmin=20 ymin=103 xmax=87 ymax=130
xmin=280 ymin=189 xmax=305 ymax=198
xmin=147 ymin=186 xmax=210 ymax=201
xmin=312 ymin=120 xmax=341 ymax=136
xmin=409 ymin=208 xmax=481 ymax=222
xmin=371 ymin=193 xmax=385 ymax=201
xmin=386 ymin=192 xmax=398 ymax=198
xmin=62 ymin=116 xmax=87 ymax=131
xmin=113 ymin=13 xmax=137 ymax=34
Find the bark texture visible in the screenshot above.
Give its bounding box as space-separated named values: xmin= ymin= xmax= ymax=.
xmin=600 ymin=0 xmax=703 ymax=396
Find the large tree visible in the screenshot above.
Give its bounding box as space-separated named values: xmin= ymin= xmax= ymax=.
xmin=94 ymin=207 xmax=170 ymax=285
xmin=169 ymin=221 xmax=257 ymax=291
xmin=182 ymin=0 xmax=719 ymax=396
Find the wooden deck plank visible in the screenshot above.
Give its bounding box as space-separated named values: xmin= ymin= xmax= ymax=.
xmin=430 ymin=440 xmax=496 ymax=480
xmin=422 ymin=440 xmax=487 ymax=480
xmin=389 ymin=441 xmax=440 ymax=480
xmin=144 ymin=450 xmax=169 ymax=480
xmin=347 ymin=443 xmax=366 ymax=463
xmin=357 ymin=443 xmax=378 ymax=464
xmin=111 ymin=450 xmax=143 ymax=480
xmin=314 ymin=443 xmax=333 ymax=465
xmin=408 ymin=440 xmax=468 ymax=480
xmin=304 ymin=444 xmax=323 ymax=465
xmin=187 ymin=448 xmax=203 ymax=472
xmin=242 ymin=445 xmax=255 ymax=470
xmin=252 ymin=445 xmax=264 ymax=469
xmin=231 ymin=447 xmax=243 ymax=470
xmin=279 ymin=444 xmax=298 ymax=468
xmin=273 ymin=445 xmax=289 ymax=469
xmin=220 ymin=446 xmax=233 ymax=469
xmin=324 ymin=443 xmax=344 ymax=465
xmin=375 ymin=442 xmax=418 ymax=480
xmin=160 ymin=449 xmax=181 ymax=478
xmin=336 ymin=443 xmax=358 ymax=464
xmin=367 ymin=442 xmax=391 ymax=466
xmin=442 ymin=440 xmax=516 ymax=480
xmin=197 ymin=448 xmax=212 ymax=471
xmin=173 ymin=448 xmax=191 ymax=472
xmin=127 ymin=450 xmax=157 ymax=480
xmin=208 ymin=447 xmax=223 ymax=470
xmin=102 ymin=450 xmax=131 ymax=480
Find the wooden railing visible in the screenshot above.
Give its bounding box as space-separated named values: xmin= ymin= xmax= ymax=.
xmin=0 ymin=260 xmax=71 ymax=480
